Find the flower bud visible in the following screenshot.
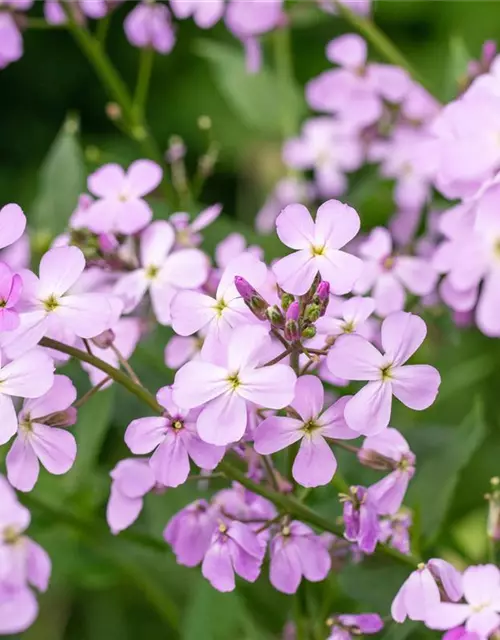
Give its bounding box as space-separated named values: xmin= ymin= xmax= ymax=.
xmin=301 ymin=326 xmax=316 ymax=339
xmin=234 ymin=276 xmax=269 ymax=321
xmin=92 ymin=329 xmax=116 ymax=349
xmin=284 ymin=301 xmax=300 ymax=342
xmin=357 ymin=448 xmax=395 ymax=472
xmin=98 ymin=233 xmax=119 ymax=254
xmin=266 ymin=304 xmax=284 ymax=328
xmin=43 ymin=407 xmax=78 ymax=428
xmin=304 ymin=303 xmax=321 ymax=323
xmin=313 ymin=281 xmax=330 ymax=317
xmin=106 ymin=102 xmax=122 ymax=121
xmin=281 ymin=292 xmax=295 ymax=311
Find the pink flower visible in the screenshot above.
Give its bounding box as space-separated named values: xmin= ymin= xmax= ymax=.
xmin=328 ymin=312 xmax=440 ymax=434
xmin=426 ymin=565 xmax=500 ymax=638
xmin=202 ymin=520 xmax=265 ymax=592
xmin=6 ymin=375 xmax=77 ymax=492
xmin=164 ymin=335 xmax=201 ymax=369
xmin=327 ymin=614 xmax=384 ymax=640
xmin=86 ymin=160 xmax=163 ymax=234
xmin=315 ymin=296 xmax=375 ymax=340
xmin=0 ymin=350 xmax=55 ymax=447
xmin=354 ymin=227 xmax=437 ymax=316
xmin=170 ymin=204 xmax=222 ymax=248
xmin=124 ymin=2 xmax=176 ymax=54
xmin=0 ymin=246 xmax=122 ymax=358
xmin=169 ymin=0 xmax=224 ymax=28
xmin=342 ymin=485 xmax=380 ymax=554
xmin=113 ymin=220 xmax=208 ymax=324
xmin=164 ymin=500 xmax=217 ymax=567
xmin=125 ymin=386 xmax=225 ymax=487
xmin=272 ymin=201 xmax=363 ymax=296
xmin=106 ymin=459 xmax=156 ymax=534
xmin=0 ymin=587 xmax=38 ymax=635
xmin=215 ymin=232 xmax=263 ymax=270
xmin=392 ymin=559 xmax=463 ymax=623
xmin=360 ymin=428 xmax=416 ymax=515
xmin=0 ymin=262 xmax=22 ymax=331
xmin=254 ymin=376 xmax=357 ymax=487
xmin=172 ymin=325 xmax=297 ymax=445
xmin=0 ymin=13 xmax=22 ymax=69
xmin=269 ymin=521 xmax=331 ymax=594
xmin=283 ymin=118 xmax=363 ymax=198
xmin=0 ymin=203 xmax=26 ymax=250
xmin=171 ymin=253 xmax=267 ymax=357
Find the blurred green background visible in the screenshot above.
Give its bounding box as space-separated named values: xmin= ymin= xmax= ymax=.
xmin=2 ymin=1 xmax=500 ymax=638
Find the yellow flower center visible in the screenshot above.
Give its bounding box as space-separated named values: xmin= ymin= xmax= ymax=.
xmin=43 ymin=294 xmax=59 ymax=312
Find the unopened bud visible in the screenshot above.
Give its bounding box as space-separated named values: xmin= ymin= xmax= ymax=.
xmin=281 ymin=292 xmax=294 ymax=311
xmin=302 ymin=326 xmax=316 ymax=339
xmin=234 ymin=276 xmax=269 ymax=321
xmin=43 ymin=407 xmax=78 ymax=428
xmin=358 ymin=448 xmax=395 ymax=471
xmin=92 ymin=329 xmax=116 ymax=349
xmin=106 ymin=102 xmax=122 ymax=121
xmin=266 ymin=304 xmax=284 ymax=328
xmin=98 ymin=233 xmax=119 ymax=254
xmin=284 ymin=301 xmax=300 ymax=342
xmin=313 ymin=281 xmax=330 ymax=317
xmin=304 ymin=303 xmax=321 ymax=323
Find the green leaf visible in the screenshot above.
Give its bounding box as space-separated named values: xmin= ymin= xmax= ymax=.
xmin=443 ymin=36 xmax=471 ymax=100
xmin=339 ymin=559 xmax=409 ymax=612
xmin=31 ymin=115 xmax=86 ymax=236
xmin=407 ymin=399 xmax=487 ymax=544
xmin=194 ymin=40 xmax=306 ymax=137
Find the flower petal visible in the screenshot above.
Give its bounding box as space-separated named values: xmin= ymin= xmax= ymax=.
xmin=272 ymin=250 xmax=318 ymax=296
xmin=171 ymin=290 xmax=216 ymax=336
xmin=239 ymin=364 xmax=296 ymax=409
xmin=0 ymin=204 xmax=26 ymax=250
xmin=6 ymin=436 xmax=40 ymax=492
xmin=316 ymin=249 xmax=363 ymax=295
xmin=29 ymin=424 xmax=77 ymax=475
xmin=327 ymin=334 xmax=383 ymax=381
xmin=172 ymin=361 xmax=229 ymax=409
xmin=126 ymin=159 xmax=163 ymax=197
xmin=293 ymin=435 xmax=337 ymax=487
xmin=150 ymin=433 xmax=190 ymax=487
xmin=125 ymin=417 xmax=167 ymax=454
xmin=197 ymin=393 xmax=247 ymax=445
xmin=381 ymin=311 xmax=427 ymax=366
xmin=290 ymin=375 xmax=324 ymax=421
xmin=39 ymin=246 xmax=85 ymax=297
xmin=88 ymin=163 xmax=125 ymax=197
xmin=391 ymin=364 xmax=440 ymax=410
xmin=140 ymin=220 xmax=175 ymax=267
xmin=0 ymin=350 xmax=54 ymax=399
xmin=276 ymin=203 xmax=315 ymax=250
xmin=314 ymin=199 xmax=360 ymax=248
xmin=344 ymin=381 xmax=393 ymax=435
xmin=253 ymin=416 xmax=303 ymax=455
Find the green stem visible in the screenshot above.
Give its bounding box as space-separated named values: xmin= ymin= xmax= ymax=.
xmin=332 ymin=0 xmax=436 ymax=97
xmin=41 ymin=336 xmax=419 ymax=569
xmin=134 ymin=46 xmax=155 ymax=120
xmin=273 ymin=25 xmax=298 ymax=139
xmin=96 ymin=14 xmax=110 ymax=46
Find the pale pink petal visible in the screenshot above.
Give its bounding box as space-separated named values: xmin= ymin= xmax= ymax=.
xmin=140 ymin=220 xmax=175 ymax=266
xmin=373 ymin=273 xmax=406 ymax=316
xmin=314 ymin=200 xmax=360 ymax=248
xmin=24 ymin=375 xmax=76 ymax=419
xmin=269 ymin=537 xmax=302 ymax=594
xmin=227 ymin=325 xmax=270 ymax=371
xmin=293 ymin=435 xmax=337 ymax=487
xmin=425 ymin=603 xmax=471 ymax=630
xmin=0 ymin=588 xmax=38 ymax=635
xmin=239 ymin=364 xmax=296 ymax=409
xmin=112 ymin=459 xmax=155 ymax=498
xmin=0 ymin=395 xmax=18 ymax=445
xmin=113 ymin=270 xmax=149 ymax=314
xmin=0 ymin=203 xmax=26 ymax=250
xmin=326 ymin=33 xmax=367 ymax=68
xmin=171 ymin=290 xmax=216 ymax=336
xmin=295 ymin=535 xmax=331 ymax=582
xmin=161 ymin=249 xmax=209 ymax=288
xmin=391 ymin=364 xmax=440 ymax=410
xmin=463 ymin=565 xmax=500 ymax=607
xmin=172 ymin=361 xmax=229 ymax=408
xmin=272 ymin=250 xmax=318 ymax=296
xmin=275 ymin=203 xmax=315 ymax=250
xmin=150 ymin=281 xmax=177 ymax=325
xmin=327 ymin=334 xmax=383 ymax=381
xmin=0 ymin=350 xmax=54 ymax=398
xmin=125 ymin=417 xmax=166 ymax=454
xmin=368 ymin=471 xmax=409 ymax=515
xmin=344 ymin=381 xmax=393 ymax=435
xmin=404 ymin=568 xmax=441 ymax=621
xmin=164 ymin=336 xmax=198 ymax=369
xmin=126 ymin=159 xmax=163 ymax=197
xmin=391 ymin=585 xmax=408 ymax=623
xmin=88 ymin=163 xmax=126 ymax=197
xmin=84 ymin=199 xmax=121 ymax=234
xmin=381 ymin=311 xmax=427 ymax=366
xmin=191 ymin=204 xmax=222 ymax=232
xmin=29 ymin=424 xmax=77 ymax=475
xmin=57 ymin=293 xmax=120 ymax=338
xmin=467 ymin=610 xmax=500 ymax=637
xmin=116 ymin=199 xmax=153 ymax=234
xmin=107 ymin=488 xmax=144 ymax=534
xmin=360 ymin=227 xmax=392 ymax=261
xmin=150 ymin=432 xmax=190 ymax=487
xmin=342 ymin=296 xmax=375 ymax=326
xmin=395 ymin=256 xmax=437 ymax=297
xmin=183 ymin=429 xmax=225 ymax=470
xmin=196 ymin=393 xmax=247 ymax=445
xmin=39 ymin=246 xmax=85 ymax=297
xmin=202 ymin=541 xmax=235 ymax=592
xmin=253 ymin=416 xmax=303 ymax=454
xmin=290 ymin=375 xmax=324 ymax=421
xmin=6 ymin=436 xmax=40 ymax=492
xmin=477 ymin=269 xmax=500 ymax=337
xmin=216 ymin=253 xmax=268 ymax=299
xmin=27 ymin=539 xmax=51 ymax=591
xmin=319 ymin=395 xmax=358 ymax=439
xmin=315 ymin=249 xmax=363 ymax=295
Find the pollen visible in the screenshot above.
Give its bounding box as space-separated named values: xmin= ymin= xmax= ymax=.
xmin=302 ymin=420 xmax=321 ymax=434
xmin=146 ymin=264 xmax=160 ymax=280
xmin=227 ymin=373 xmax=241 ymax=390
xmin=380 ymin=365 xmax=393 ymax=381
xmin=341 ymin=320 xmax=355 ymax=334
xmin=213 ymin=298 xmax=227 ymax=317
xmin=172 ymin=419 xmax=183 ymax=430
xmin=311 ymin=244 xmax=325 ymax=257
xmin=43 ymin=294 xmax=59 ymax=312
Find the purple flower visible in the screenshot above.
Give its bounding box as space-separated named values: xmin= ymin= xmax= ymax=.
xmin=254 ymin=376 xmax=357 ymax=488
xmin=378 ymin=512 xmax=412 ymax=555
xmin=0 ymin=13 xmax=23 ymax=69
xmin=202 ymin=520 xmax=265 ymax=592
xmin=169 ymin=0 xmax=224 ymax=28
xmin=0 ymin=203 xmax=26 ymax=250
xmin=125 ymin=386 xmax=225 ymax=488
xmin=0 ymin=262 xmax=22 ymax=331
xmin=360 ymin=428 xmax=416 ymax=515
xmin=328 ymin=311 xmax=441 ymax=435
xmin=106 ymin=459 xmax=156 ymax=534
xmin=124 ymin=2 xmax=176 ymax=54
xmin=269 ymin=521 xmax=331 ymax=594
xmin=342 ymin=485 xmax=380 ymax=554
xmin=392 ymin=559 xmax=463 ymax=623
xmin=164 ymin=500 xmax=217 ymax=567
xmin=327 ymin=613 xmax=383 ymax=639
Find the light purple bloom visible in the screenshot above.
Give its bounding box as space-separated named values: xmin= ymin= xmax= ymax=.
xmin=202 ymin=520 xmax=265 ymax=592
xmin=342 ymin=485 xmax=380 ymax=554
xmin=169 ymin=0 xmax=224 ymax=28
xmin=272 ymin=200 xmax=363 ymax=296
xmin=378 ymin=511 xmax=412 ymax=555
xmin=327 ymin=613 xmax=384 ymax=639
xmin=125 ymin=386 xmax=225 ymax=488
xmin=164 ymin=499 xmax=217 ymax=567
xmin=269 ymin=521 xmax=331 ymax=594
xmin=328 ymin=312 xmax=441 ymax=434
xmin=113 ymin=220 xmax=209 ymax=324
xmin=0 ymin=262 xmax=22 ymax=331
xmin=86 ymin=160 xmax=163 ymax=234
xmin=171 ymin=204 xmax=222 ymax=248
xmin=392 ymin=559 xmax=463 ymax=623
xmin=0 ymin=13 xmax=22 ymax=69
xmin=124 ymin=2 xmax=176 ymax=54
xmin=0 ymin=203 xmax=26 ymax=250
xmin=6 ymin=375 xmax=77 ymax=492
xmin=0 ymin=587 xmax=38 ymax=635
xmin=315 ymin=296 xmax=375 ymax=340
xmin=361 ymin=428 xmax=416 ymax=515
xmin=164 ymin=335 xmax=201 ymax=369
xmin=254 ymin=376 xmax=357 ymax=487
xmin=106 ymin=458 xmax=156 ymax=534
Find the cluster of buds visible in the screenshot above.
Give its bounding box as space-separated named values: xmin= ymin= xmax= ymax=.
xmin=234 ymin=275 xmax=330 ymax=344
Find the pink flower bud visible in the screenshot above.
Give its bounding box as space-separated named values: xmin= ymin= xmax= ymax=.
xmin=92 ymin=329 xmax=116 ymax=349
